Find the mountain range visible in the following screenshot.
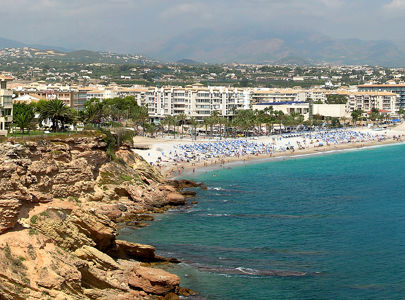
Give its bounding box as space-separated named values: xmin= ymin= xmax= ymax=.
xmin=146 ymin=28 xmax=405 ymax=66
xmin=0 ymin=30 xmax=405 ymax=66
xmin=0 ymin=37 xmax=71 ymax=52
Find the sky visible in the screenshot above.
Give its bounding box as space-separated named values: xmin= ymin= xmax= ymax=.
xmin=1 ymin=0 xmax=404 ymax=53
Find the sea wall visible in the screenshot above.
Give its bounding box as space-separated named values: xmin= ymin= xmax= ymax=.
xmin=0 ymin=133 xmax=197 ymax=300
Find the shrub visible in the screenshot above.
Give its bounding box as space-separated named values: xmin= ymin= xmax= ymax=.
xmin=29 ymin=228 xmax=38 ymax=236
xmin=30 ymin=215 xmax=38 ymax=224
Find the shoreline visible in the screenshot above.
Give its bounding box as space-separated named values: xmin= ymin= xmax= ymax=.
xmin=125 ymin=136 xmax=405 ymax=300
xmin=161 ymin=138 xmax=405 ymax=179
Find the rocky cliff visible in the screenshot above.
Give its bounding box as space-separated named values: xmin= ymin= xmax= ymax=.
xmin=0 ymin=133 xmax=197 ymax=300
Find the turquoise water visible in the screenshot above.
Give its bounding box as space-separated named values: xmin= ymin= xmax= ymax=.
xmin=119 ymin=144 xmax=405 ymax=299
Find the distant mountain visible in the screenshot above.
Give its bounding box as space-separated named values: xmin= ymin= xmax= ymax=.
xmin=147 ymin=28 xmax=405 ymax=66
xmin=0 ymin=45 xmax=157 ymax=65
xmin=0 ymin=36 xmax=70 ymax=52
xmin=0 ymin=33 xmax=404 ymax=67
xmin=274 ymin=56 xmax=312 ymax=65
xmin=0 ymin=37 xmax=27 ymax=49
xmin=0 ymin=36 xmax=155 ymax=64
xmin=176 ymin=58 xmax=201 ymax=65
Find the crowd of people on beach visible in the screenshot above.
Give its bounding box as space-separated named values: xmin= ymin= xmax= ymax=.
xmin=150 ymin=129 xmax=391 ymax=171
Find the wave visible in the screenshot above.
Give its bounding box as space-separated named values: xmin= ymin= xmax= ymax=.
xmin=168 ymin=243 xmax=323 ymax=258
xmin=208 ymin=187 xmax=224 ymax=191
xmin=251 ymin=246 xmax=325 ymax=256
xmin=193 ymin=212 xmax=322 ymax=219
xmin=205 ymin=213 xmax=231 ymax=217
xmin=193 ymin=264 xmax=311 ymax=277
xmin=208 ymin=186 xmax=244 ymax=193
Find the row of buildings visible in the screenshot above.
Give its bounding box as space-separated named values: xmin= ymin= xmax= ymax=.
xmin=0 ymin=78 xmax=397 ymax=134
xmin=13 ymin=82 xmax=404 ymax=120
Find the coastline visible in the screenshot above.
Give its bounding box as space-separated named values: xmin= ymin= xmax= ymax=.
xmin=162 ymin=137 xmax=405 ymax=179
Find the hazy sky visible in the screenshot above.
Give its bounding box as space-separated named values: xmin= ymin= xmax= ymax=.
xmin=1 ymin=0 xmax=404 ymax=52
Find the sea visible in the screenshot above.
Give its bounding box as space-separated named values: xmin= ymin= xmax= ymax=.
xmin=119 ymin=143 xmax=405 ymax=299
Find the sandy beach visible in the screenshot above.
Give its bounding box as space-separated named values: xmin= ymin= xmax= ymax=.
xmin=132 ymin=125 xmax=405 ymax=178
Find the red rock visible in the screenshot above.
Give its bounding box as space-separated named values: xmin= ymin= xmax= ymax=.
xmin=128 ymin=265 xmax=180 ymax=295
xmin=166 ymin=193 xmax=186 ymax=205
xmin=113 ymin=240 xmax=157 ymax=261
xmin=0 ymin=199 xmax=21 ymax=233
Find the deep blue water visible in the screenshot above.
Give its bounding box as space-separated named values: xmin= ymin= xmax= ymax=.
xmin=119 ymin=144 xmax=405 ymax=299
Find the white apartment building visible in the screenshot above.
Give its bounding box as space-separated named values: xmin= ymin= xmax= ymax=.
xmin=0 ymin=75 xmax=13 ymax=136
xmin=251 ymin=88 xmax=329 ymax=104
xmin=251 ymin=89 xmax=307 ymax=103
xmin=252 ymin=102 xmax=351 ymax=121
xmin=329 ymin=91 xmax=400 ymax=117
xmin=143 ymin=84 xmax=250 ymax=120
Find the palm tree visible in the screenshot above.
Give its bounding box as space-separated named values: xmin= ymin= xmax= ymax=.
xmin=274 ymin=110 xmax=285 ymax=133
xmin=131 ymin=106 xmax=149 ymax=136
xmin=13 ymin=102 xmax=35 ymax=134
xmin=351 ymin=109 xmax=364 ymax=126
xmin=188 ymin=117 xmax=199 ymax=140
xmin=39 ymin=99 xmax=72 ymax=132
xmin=255 ymin=110 xmax=267 ymax=136
xmin=159 ymin=118 xmax=168 ymax=137
xmin=210 ymin=111 xmax=221 ymax=137
xmin=203 ymin=117 xmax=210 ymax=137
xmin=82 ymin=98 xmax=105 ymax=126
xmin=233 ymin=109 xmax=256 ymax=137
xmin=176 ymin=113 xmax=187 ymax=138
xmin=165 ymin=115 xmax=177 ymax=138
xmin=340 ymin=116 xmax=348 ymax=127
xmin=144 ymin=123 xmax=157 ymax=137
xmin=218 ymin=116 xmax=227 ymax=139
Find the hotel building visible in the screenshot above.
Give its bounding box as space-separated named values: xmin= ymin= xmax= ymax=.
xmin=142 ymin=84 xmax=250 ymax=121
xmin=358 ymin=84 xmax=405 ymax=109
xmin=0 ymin=76 xmax=13 ymax=136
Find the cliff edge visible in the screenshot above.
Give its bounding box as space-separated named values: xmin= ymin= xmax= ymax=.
xmin=0 ymin=133 xmax=196 ymax=300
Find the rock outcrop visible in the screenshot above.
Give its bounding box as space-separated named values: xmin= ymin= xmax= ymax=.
xmin=0 ymin=133 xmax=200 ymax=299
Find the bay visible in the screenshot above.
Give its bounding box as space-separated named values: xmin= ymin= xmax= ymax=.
xmin=120 ymin=143 xmax=405 ymax=299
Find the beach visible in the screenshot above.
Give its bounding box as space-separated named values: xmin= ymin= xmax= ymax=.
xmin=132 ymin=125 xmax=405 ymax=178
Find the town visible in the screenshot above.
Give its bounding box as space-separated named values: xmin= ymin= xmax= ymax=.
xmin=1 ymin=47 xmax=405 ymax=136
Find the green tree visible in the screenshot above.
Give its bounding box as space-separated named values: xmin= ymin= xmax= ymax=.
xmin=144 ymin=123 xmax=157 ymax=137
xmin=131 ymin=106 xmax=149 ymax=136
xmin=233 ymin=109 xmax=256 ymax=137
xmin=165 ymin=115 xmax=177 ymax=138
xmin=13 ymin=102 xmax=35 ymax=134
xmin=274 ymin=110 xmax=285 ymax=132
xmin=82 ymin=98 xmax=105 ymax=125
xmin=39 ymin=99 xmax=74 ymax=132
xmin=351 ymin=109 xmax=364 ymax=126
xmin=326 ymin=94 xmax=348 ymax=104
xmin=203 ymin=117 xmax=211 ymax=137
xmin=188 ymin=117 xmax=199 ymax=139
xmin=330 ymin=117 xmax=341 ymax=128
xmin=369 ymin=108 xmax=380 ymax=123
xmin=176 ymin=113 xmax=187 ymax=137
